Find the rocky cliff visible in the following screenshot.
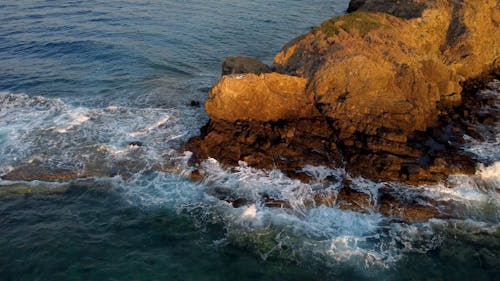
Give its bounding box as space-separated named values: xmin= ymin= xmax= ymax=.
xmin=187 ymin=0 xmax=500 ymax=184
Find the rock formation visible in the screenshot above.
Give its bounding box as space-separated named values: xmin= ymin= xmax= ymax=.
xmin=221 ymin=56 xmax=271 ymax=76
xmin=187 ymin=0 xmax=500 ymax=184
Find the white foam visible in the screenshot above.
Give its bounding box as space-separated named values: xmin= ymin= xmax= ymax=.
xmin=417 ymin=162 xmax=500 ymax=204
xmin=193 ymin=158 xmax=499 ymax=267
xmin=0 ymin=92 xmax=199 ymax=176
xmin=120 ymin=160 xmax=455 ymax=269
xmin=478 ymin=161 xmax=500 ymax=181
xmin=130 ymin=115 xmax=171 ymax=136
xmin=241 ymin=204 xmax=258 ymax=219
xmin=52 ymin=109 xmax=90 ymax=133
xmin=105 ymin=105 xmax=119 ymax=111
xmin=460 ymin=80 xmax=500 ymax=162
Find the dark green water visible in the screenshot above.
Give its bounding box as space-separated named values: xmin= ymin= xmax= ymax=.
xmin=1 ymin=170 xmax=499 ymax=280
xmin=0 ymin=180 xmax=335 ymax=281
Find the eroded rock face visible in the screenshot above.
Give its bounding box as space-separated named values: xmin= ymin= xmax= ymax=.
xmin=186 ymin=118 xmax=342 ymax=177
xmin=188 ymin=0 xmax=500 ymax=185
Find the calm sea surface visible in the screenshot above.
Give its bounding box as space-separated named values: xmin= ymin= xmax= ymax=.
xmin=1 ymin=1 xmax=499 ymax=280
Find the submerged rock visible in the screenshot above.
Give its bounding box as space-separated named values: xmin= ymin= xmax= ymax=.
xmin=1 ymin=155 xmax=149 ymax=182
xmin=189 ymin=100 xmax=201 ymax=107
xmin=128 ymin=141 xmax=143 ymax=147
xmin=2 ymin=163 xmax=84 ymax=182
xmin=187 ymin=0 xmax=500 ymax=185
xmin=0 ymin=183 xmax=68 ymax=195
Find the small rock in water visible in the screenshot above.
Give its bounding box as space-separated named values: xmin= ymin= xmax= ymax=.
xmin=128 ymin=141 xmax=143 ymax=147
xmin=190 ymin=100 xmax=201 ymax=107
xmin=231 ymin=198 xmax=251 ymax=208
xmin=189 ymin=169 xmax=203 ymax=181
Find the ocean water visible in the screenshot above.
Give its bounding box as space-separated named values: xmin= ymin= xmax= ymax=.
xmin=0 ymin=1 xmax=499 ymax=280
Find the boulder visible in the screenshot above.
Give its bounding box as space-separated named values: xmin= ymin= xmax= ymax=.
xmin=221 ymin=56 xmax=271 ymax=76
xmin=347 ymin=0 xmax=428 ymax=19
xmin=346 ymin=0 xmax=365 ymax=13
xmin=205 ymin=73 xmax=319 ymax=122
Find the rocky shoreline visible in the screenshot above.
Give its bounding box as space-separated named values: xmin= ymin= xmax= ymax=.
xmin=0 ymin=0 xmax=498 ymax=224
xmin=186 ymin=0 xmax=500 ymax=185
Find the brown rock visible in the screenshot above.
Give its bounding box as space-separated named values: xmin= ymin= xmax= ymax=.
xmin=313 ymin=192 xmax=336 ymax=207
xmin=263 ymin=197 xmax=291 ymax=208
xmin=221 ymin=56 xmax=271 ymax=76
xmin=187 ymin=0 xmax=499 ymax=185
xmin=185 ymin=118 xmax=342 ymax=176
xmin=347 ymin=0 xmax=428 ymax=19
xmin=378 ymin=189 xmax=439 ymax=222
xmin=275 ymin=0 xmax=498 ymax=140
xmin=205 ymin=73 xmax=319 ymax=122
xmin=189 ymin=169 xmax=204 ymax=182
xmin=336 ymin=184 xmax=374 ymax=212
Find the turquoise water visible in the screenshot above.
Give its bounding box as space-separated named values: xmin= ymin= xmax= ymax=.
xmin=1 ymin=1 xmax=499 ymax=280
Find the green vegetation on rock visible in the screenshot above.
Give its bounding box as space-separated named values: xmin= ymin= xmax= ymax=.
xmin=318 ymin=12 xmax=387 ymax=37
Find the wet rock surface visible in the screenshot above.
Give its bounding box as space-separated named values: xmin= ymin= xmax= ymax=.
xmin=186 ymin=117 xmax=342 ymax=178
xmin=203 ymin=177 xmax=443 ymax=222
